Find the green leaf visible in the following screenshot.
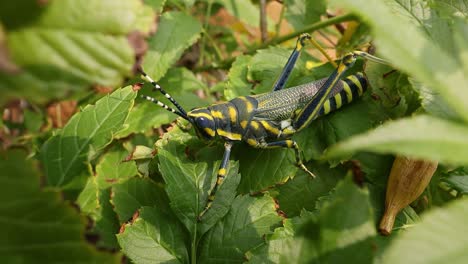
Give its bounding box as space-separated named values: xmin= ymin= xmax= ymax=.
xmin=410 ymin=77 xmax=459 ymax=120
xmin=248 ymin=177 xmax=376 ymax=263
xmin=430 ymin=0 xmax=468 ymax=19
xmin=312 ymin=177 xmax=376 ymax=263
xmin=117 ymin=206 xmax=189 ymax=264
xmin=95 ymin=146 xmax=138 ymax=189
xmin=198 ymin=195 xmax=282 ymax=263
xmin=41 ymin=86 xmax=137 ymax=187
xmin=144 ymin=0 xmax=167 ymax=13
xmin=324 ymin=115 xmax=468 ymax=165
xmin=94 ymin=188 xmax=121 ymax=249
xmin=156 ymin=127 xmax=241 ymax=236
xmin=224 ymin=55 xmax=253 ymax=100
xmin=330 ymin=0 xmax=468 ymax=123
xmin=0 ymin=0 xmax=154 ymax=104
xmin=284 ymin=0 xmax=326 ymax=30
xmin=142 ymin=11 xmax=202 ymax=81
xmin=77 ymin=176 xmax=100 ymax=215
xmin=381 ymin=198 xmax=468 ymax=264
xmin=111 ymin=177 xmax=170 ymax=224
xmin=365 ymin=63 xmax=419 ymax=118
xmin=167 ymin=0 xmax=196 ymax=8
xmin=215 ymin=0 xmax=262 ymax=29
xmin=245 ymin=217 xmax=310 ymax=263
xmin=276 ymin=163 xmax=345 ymax=217
xmin=76 ymin=146 xmax=138 ymax=248
xmin=23 ymin=109 xmax=44 ymax=133
xmin=117 ymin=67 xmax=207 ymax=137
xmin=248 ymin=46 xmax=310 ymax=94
xmin=233 ymin=144 xmax=298 ymax=194
xmin=0 ymin=150 xmax=120 ymax=263
xmin=441 ymin=168 xmax=468 ymax=194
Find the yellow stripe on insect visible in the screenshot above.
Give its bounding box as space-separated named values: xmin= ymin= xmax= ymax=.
xmin=335 ymin=93 xmax=343 ymax=109
xmin=250 ymin=121 xmax=260 ymax=130
xmin=240 ymin=120 xmax=248 ymax=129
xmin=347 ymin=75 xmax=364 ymax=95
xmin=240 ymin=97 xmax=254 ymax=113
xmin=211 ymin=111 xmax=224 ymax=119
xmin=204 ymin=127 xmax=216 ymax=137
xmin=323 ymin=100 xmax=331 ymax=114
xmin=260 ymin=121 xmax=280 ymax=135
xmin=343 ymin=81 xmax=353 ymax=102
xmin=247 ymin=138 xmax=258 ymax=146
xmin=188 ymin=112 xmax=214 ymax=120
xmin=228 ymin=107 xmax=237 ymax=122
xmin=217 ymin=129 xmax=242 ymax=140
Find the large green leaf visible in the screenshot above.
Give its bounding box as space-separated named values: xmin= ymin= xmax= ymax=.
xmin=142 ymin=11 xmax=202 ymax=81
xmin=111 ymin=177 xmax=170 ymax=223
xmin=382 ymin=198 xmax=468 ymax=264
xmin=0 ymin=0 xmax=154 ymax=104
xmin=284 ymin=0 xmax=326 ymax=30
xmin=245 ymin=217 xmax=310 ymax=264
xmin=0 ymin=150 xmax=120 ymax=263
xmin=96 ymin=145 xmax=138 ymax=189
xmin=324 ymin=115 xmax=468 ymax=165
xmin=247 ymin=177 xmax=376 ymax=263
xmin=224 ymin=55 xmax=253 ymax=100
xmin=330 ymin=0 xmax=468 ymax=123
xmin=198 ymin=195 xmax=282 ymax=263
xmin=233 ymin=144 xmax=298 ymax=194
xmin=375 ymin=0 xmax=462 ymax=120
xmin=430 ymin=0 xmax=468 ymax=18
xmin=76 ymin=146 xmax=138 ymax=248
xmin=276 ymin=163 xmax=345 ymax=217
xmin=215 ymin=0 xmax=262 ymax=29
xmin=156 ymin=127 xmax=241 ymax=236
xmin=41 ymin=86 xmax=137 ymax=187
xmin=117 ymin=206 xmax=189 ymax=264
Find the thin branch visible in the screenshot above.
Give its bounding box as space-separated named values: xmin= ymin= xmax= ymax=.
xmin=327 ymin=12 xmax=346 ymax=34
xmin=275 ymin=2 xmax=285 ymax=37
xmin=260 ymin=0 xmax=268 ymax=43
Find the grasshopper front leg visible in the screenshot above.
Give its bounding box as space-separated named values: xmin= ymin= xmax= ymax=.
xmin=198 ymin=141 xmax=233 ymax=221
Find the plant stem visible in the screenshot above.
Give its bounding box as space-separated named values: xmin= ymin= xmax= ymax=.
xmin=191 ymin=224 xmax=198 ymax=264
xmin=275 ymin=3 xmax=285 ymax=37
xmin=198 ymin=0 xmax=214 ymax=67
xmin=259 ymin=0 xmax=268 ymax=43
xmin=193 ymin=13 xmax=356 ymax=72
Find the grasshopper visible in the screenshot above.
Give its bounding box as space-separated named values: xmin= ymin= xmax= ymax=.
xmin=139 ymin=34 xmax=386 ymax=220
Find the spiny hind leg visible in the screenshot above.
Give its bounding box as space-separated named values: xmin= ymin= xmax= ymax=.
xmin=197 ymin=141 xmax=233 ymax=221
xmin=247 ymin=138 xmax=315 ymax=178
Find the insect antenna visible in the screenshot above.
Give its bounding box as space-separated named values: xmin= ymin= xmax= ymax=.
xmin=139 ymin=94 xmax=189 ymax=120
xmin=137 ymin=67 xmax=189 ymax=119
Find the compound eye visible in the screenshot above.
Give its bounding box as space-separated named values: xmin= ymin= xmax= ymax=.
xmin=196 ymin=117 xmax=209 ymax=128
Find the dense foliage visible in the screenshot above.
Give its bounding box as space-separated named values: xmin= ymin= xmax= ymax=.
xmin=1 ymin=0 xmax=467 ymax=263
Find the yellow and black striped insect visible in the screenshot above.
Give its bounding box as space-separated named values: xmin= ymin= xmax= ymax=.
xmin=139 ymin=34 xmax=386 ymax=220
